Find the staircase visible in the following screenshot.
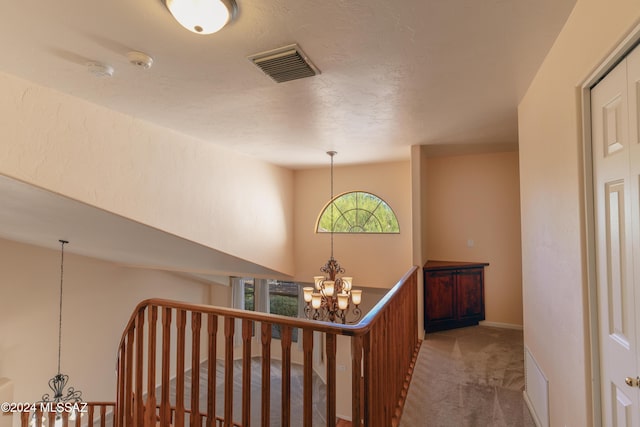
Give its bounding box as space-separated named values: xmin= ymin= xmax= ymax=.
xmin=22 ymin=267 xmax=419 ymax=427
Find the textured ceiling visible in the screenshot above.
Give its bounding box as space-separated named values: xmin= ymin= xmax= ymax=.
xmin=0 ymin=0 xmax=576 ymax=168
xmin=0 ymin=0 xmax=576 ymax=275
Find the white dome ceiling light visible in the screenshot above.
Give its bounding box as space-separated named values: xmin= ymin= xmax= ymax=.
xmin=163 ymin=0 xmax=238 ymax=35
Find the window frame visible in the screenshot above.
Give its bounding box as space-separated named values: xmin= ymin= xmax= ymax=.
xmin=315 ymin=190 xmax=400 ymax=234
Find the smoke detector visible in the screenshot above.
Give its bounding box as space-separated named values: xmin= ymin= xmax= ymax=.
xmin=86 ymin=62 xmax=114 ymax=77
xmin=127 ymin=51 xmax=154 ymax=69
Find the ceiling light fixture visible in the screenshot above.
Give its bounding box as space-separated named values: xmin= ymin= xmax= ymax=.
xmin=32 ymin=240 xmax=82 ymax=427
xmin=302 ymin=151 xmax=363 ymax=324
xmin=163 ymin=0 xmax=237 ymax=35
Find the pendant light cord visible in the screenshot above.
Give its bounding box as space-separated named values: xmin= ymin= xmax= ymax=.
xmin=57 ymin=239 xmax=68 ymax=376
xmin=328 ymin=151 xmax=336 ymax=260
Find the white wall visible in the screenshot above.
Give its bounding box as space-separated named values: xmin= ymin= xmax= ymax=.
xmin=518 ymin=0 xmax=640 ymax=425
xmin=0 ymin=71 xmax=295 ymax=276
xmin=0 ymin=238 xmax=211 ymax=426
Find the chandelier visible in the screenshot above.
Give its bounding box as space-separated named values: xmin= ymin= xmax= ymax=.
xmin=302 ymin=151 xmax=363 ymax=324
xmin=33 ymin=240 xmax=82 ymax=426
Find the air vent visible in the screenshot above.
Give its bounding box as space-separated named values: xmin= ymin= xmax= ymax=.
xmin=248 ymin=44 xmax=320 ymax=83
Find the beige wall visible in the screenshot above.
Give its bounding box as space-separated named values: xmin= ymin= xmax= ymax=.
xmin=518 ymin=0 xmax=640 ymax=425
xmin=410 ymin=145 xmax=429 ymax=337
xmin=425 ymin=150 xmax=523 ymax=326
xmin=0 ymin=237 xmax=211 ymax=426
xmin=293 ymin=161 xmax=412 ymax=288
xmin=0 ymin=71 xmax=294 ymax=276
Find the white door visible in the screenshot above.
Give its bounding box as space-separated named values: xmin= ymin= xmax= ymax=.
xmin=592 ymin=44 xmax=640 ymax=426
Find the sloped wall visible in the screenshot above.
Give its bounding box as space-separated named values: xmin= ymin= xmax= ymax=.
xmin=0 ymin=71 xmax=294 ymax=276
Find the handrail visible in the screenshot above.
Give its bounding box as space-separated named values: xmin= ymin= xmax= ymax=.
xmin=112 ymin=265 xmax=419 ymax=427
xmin=355 ymin=266 xmax=419 ymax=327
xmin=118 ymin=266 xmax=419 ymax=349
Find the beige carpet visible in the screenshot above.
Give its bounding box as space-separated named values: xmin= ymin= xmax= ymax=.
xmin=399 ymin=326 xmax=536 ymax=427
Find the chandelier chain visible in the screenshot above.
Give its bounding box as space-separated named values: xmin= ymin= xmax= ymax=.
xmin=329 ymin=151 xmax=335 ymax=260
xmin=57 ymin=240 xmax=68 ymax=375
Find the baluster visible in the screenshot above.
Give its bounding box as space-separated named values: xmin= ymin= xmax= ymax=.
xmin=207 ymin=314 xmax=218 ymax=427
xmin=147 ymin=306 xmax=158 ymax=427
xmin=302 ymin=329 xmax=313 ymax=427
xmin=125 ymin=326 xmax=135 ymax=427
xmin=351 ymin=335 xmax=363 ymax=427
xmin=224 ymin=317 xmax=234 ymax=427
xmin=377 ymin=316 xmax=386 ymax=423
xmin=242 ymin=319 xmax=253 ymax=427
xmin=88 ymin=404 xmax=94 ymax=427
xmin=135 ymin=309 xmax=145 ymax=426
xmin=61 ymin=411 xmax=68 ymax=427
xmin=281 ymin=326 xmax=292 ymax=427
xmin=100 ymin=405 xmax=107 ymax=427
xmin=176 ymin=309 xmax=187 ymax=427
xmin=325 ymin=333 xmax=336 ymax=427
xmin=363 ymin=333 xmax=372 ymax=426
xmin=117 ymin=344 xmax=125 ymax=427
xmin=260 ymin=323 xmax=271 ymax=427
xmin=191 ymin=312 xmax=202 ymax=427
xmin=47 ymin=412 xmax=55 ymax=426
xmin=160 ymin=307 xmax=172 ymax=427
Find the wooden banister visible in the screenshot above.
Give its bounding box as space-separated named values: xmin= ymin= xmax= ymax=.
xmin=21 ymin=402 xmax=116 ymax=427
xmin=20 ymin=266 xmax=418 ymax=427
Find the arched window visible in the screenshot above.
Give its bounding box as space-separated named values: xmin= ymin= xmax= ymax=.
xmin=316 ymin=191 xmax=400 ymax=233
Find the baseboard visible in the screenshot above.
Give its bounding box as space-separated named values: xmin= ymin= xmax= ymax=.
xmin=523 ymin=390 xmax=544 ymax=427
xmin=479 ymin=320 xmax=523 ymax=330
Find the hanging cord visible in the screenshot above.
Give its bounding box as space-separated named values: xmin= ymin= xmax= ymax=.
xmin=328 ymin=151 xmax=336 ymax=260
xmin=57 ymin=239 xmax=68 ymax=375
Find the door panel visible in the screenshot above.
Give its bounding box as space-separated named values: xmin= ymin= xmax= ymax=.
xmin=424 ymin=271 xmax=455 ymax=322
xmin=592 ymin=49 xmax=639 ymax=426
xmin=457 ymin=268 xmax=484 ymax=319
xmin=613 ymin=383 xmax=633 ymax=427
xmin=605 ymin=181 xmax=628 ymax=345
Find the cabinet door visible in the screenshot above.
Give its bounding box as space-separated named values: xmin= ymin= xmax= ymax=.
xmin=456 ymin=268 xmax=485 ymax=321
xmin=424 ymin=270 xmax=456 ymax=322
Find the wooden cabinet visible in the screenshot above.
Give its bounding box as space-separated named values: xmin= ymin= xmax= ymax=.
xmin=423 ymin=261 xmax=488 ymax=333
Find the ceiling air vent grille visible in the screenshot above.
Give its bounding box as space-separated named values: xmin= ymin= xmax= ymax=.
xmin=248 ymin=44 xmax=320 ymax=83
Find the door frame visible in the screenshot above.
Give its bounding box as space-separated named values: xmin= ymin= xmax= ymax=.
xmin=581 ymin=22 xmax=640 ymax=427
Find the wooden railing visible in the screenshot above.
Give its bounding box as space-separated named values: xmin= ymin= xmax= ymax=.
xmin=20 ymin=402 xmax=115 ymax=427
xmin=20 ymin=266 xmax=419 ymax=427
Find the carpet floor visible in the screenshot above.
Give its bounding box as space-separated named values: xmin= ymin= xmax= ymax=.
xmin=399 ymin=326 xmax=536 ymax=427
